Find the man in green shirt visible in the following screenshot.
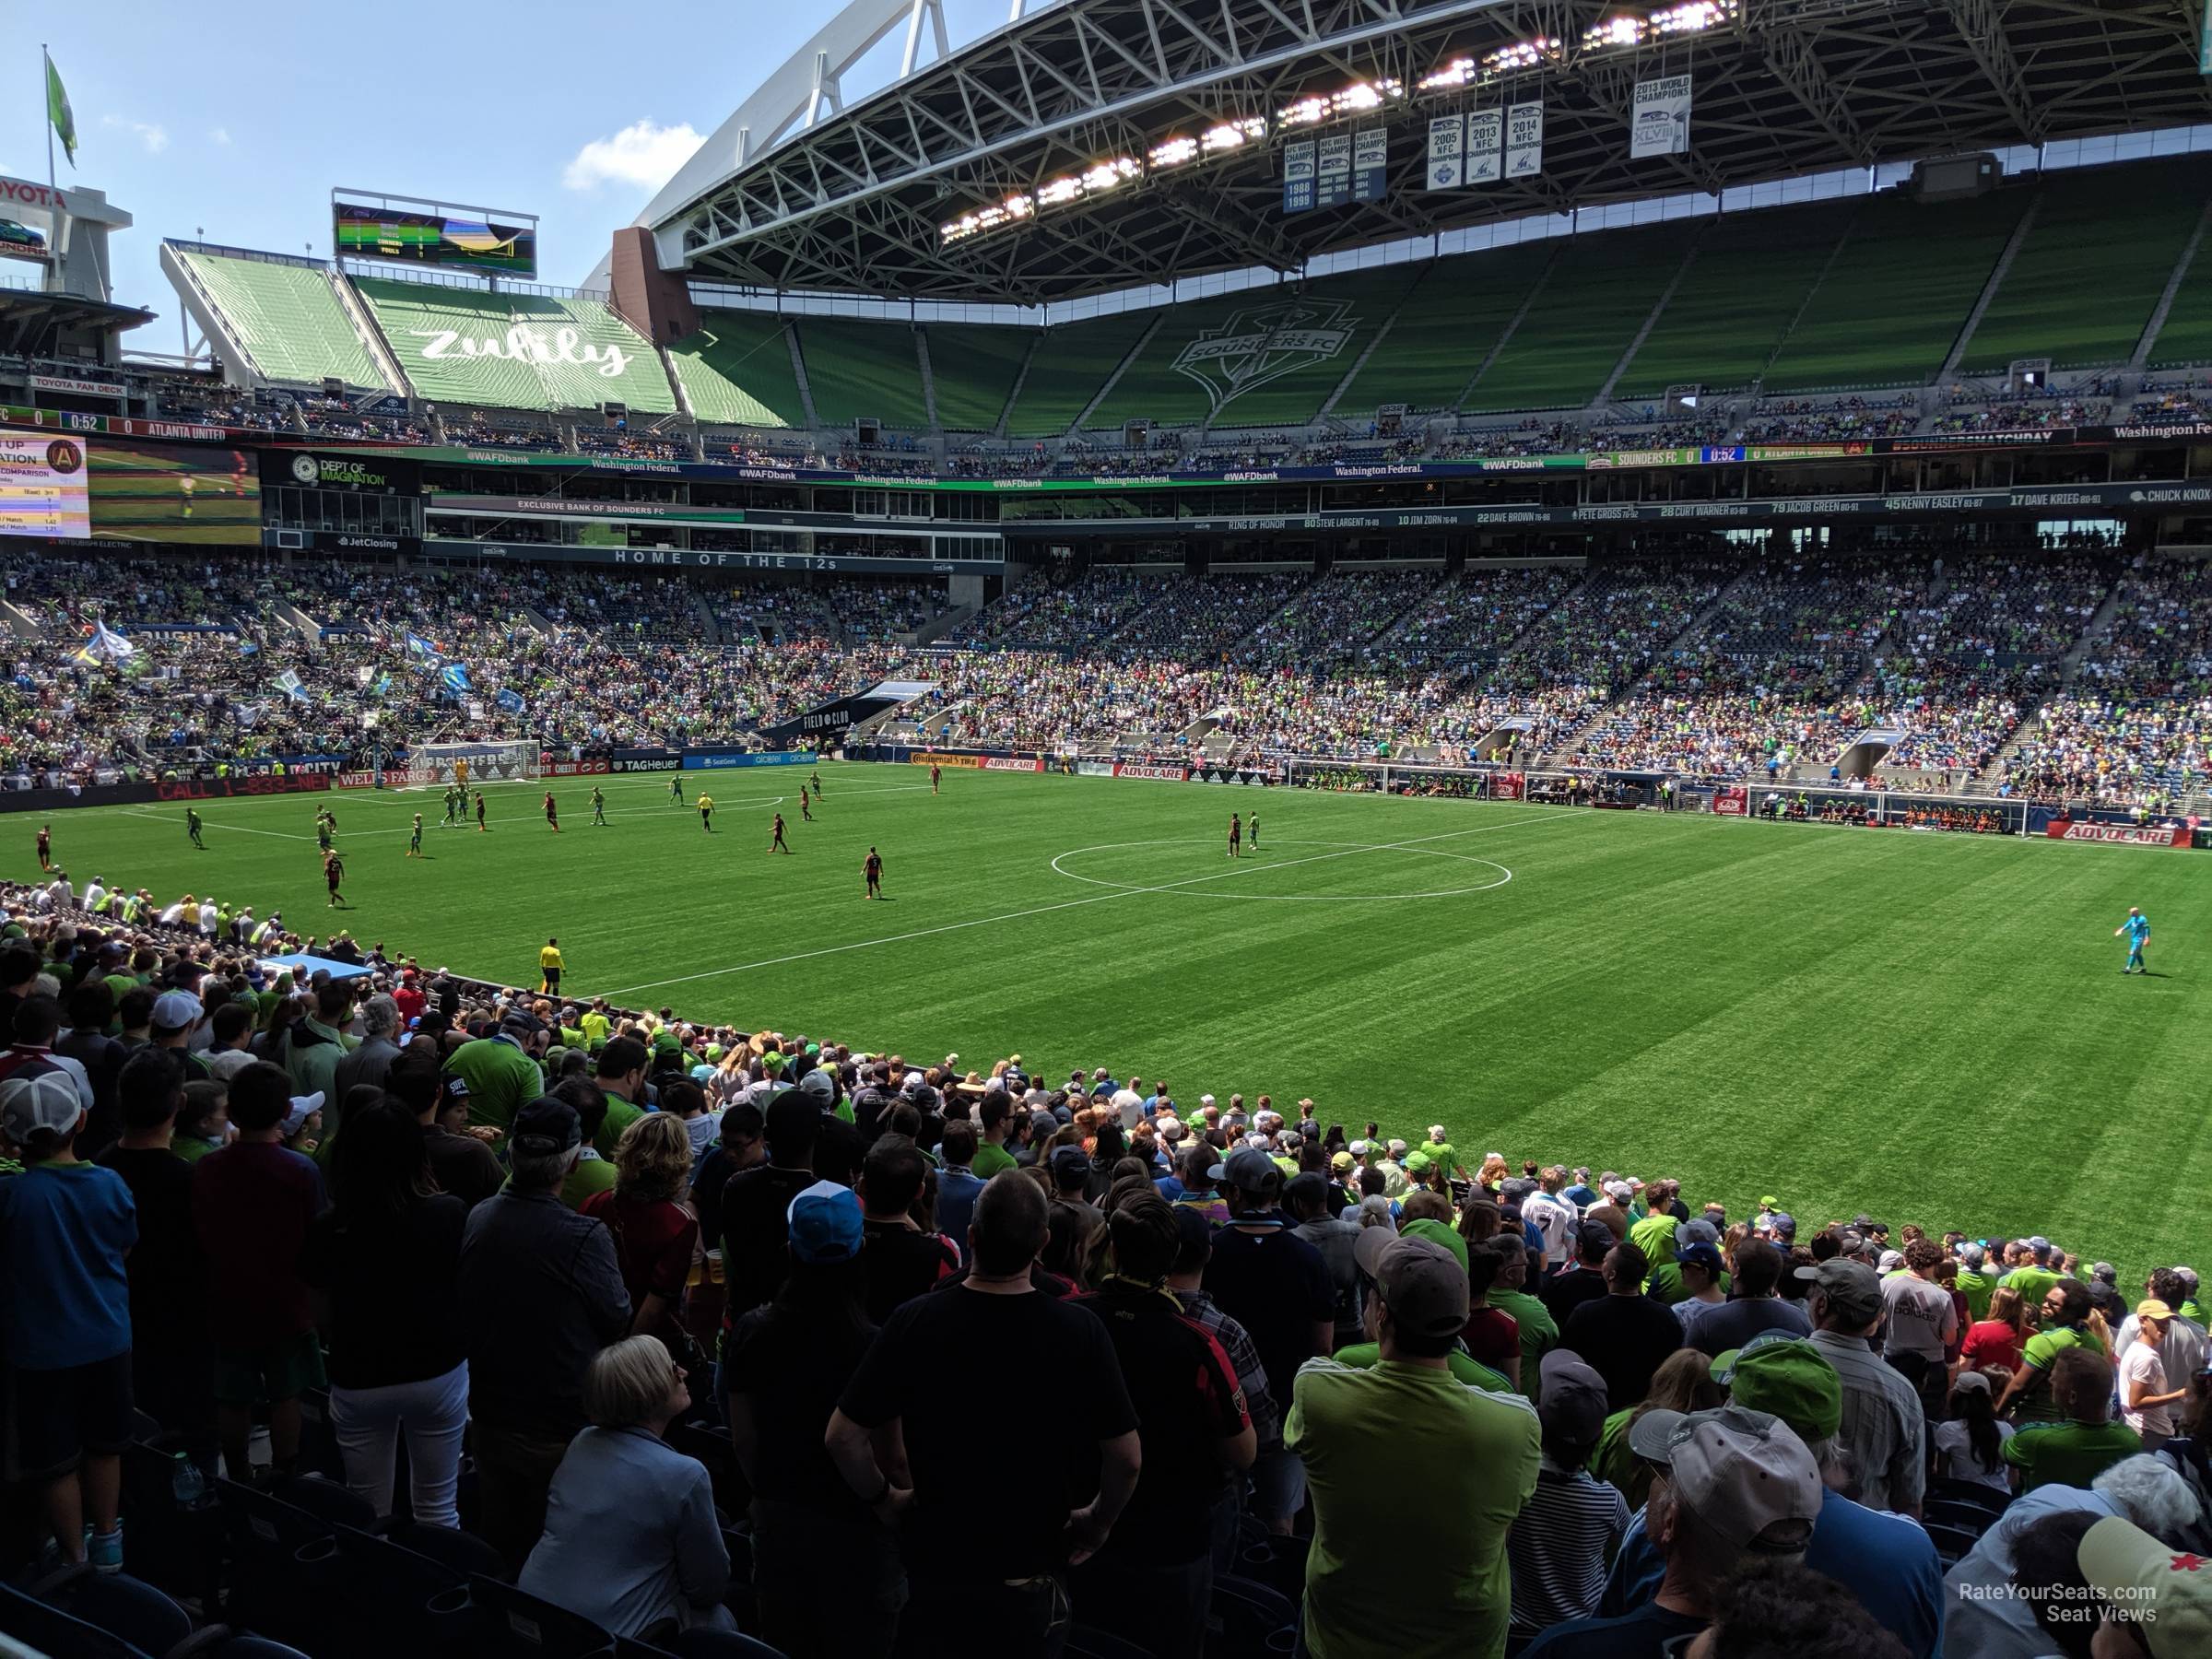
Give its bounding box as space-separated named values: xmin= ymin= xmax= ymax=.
xmin=1488 ymin=1237 xmax=1560 ymax=1402
xmin=1645 ymin=1219 xmax=1729 ymax=1307
xmin=1997 ymin=1278 xmax=2109 ymax=1424
xmin=1953 ymin=1241 xmax=1997 ymax=1323
xmin=1288 ymin=1230 xmax=1539 ymax=1659
xmin=2003 ymin=1347 xmax=2141 ymax=1490
xmin=1998 ymin=1237 xmax=2065 ymax=1312
xmin=284 ymin=982 xmax=359 ymax=1109
xmin=971 ymin=1094 xmax=1018 ymax=1178
xmin=442 ymin=1011 xmax=549 ymax=1135
xmin=578 ymin=1001 xmax=611 ymax=1053
xmin=590 ymin=1036 xmax=649 ymax=1157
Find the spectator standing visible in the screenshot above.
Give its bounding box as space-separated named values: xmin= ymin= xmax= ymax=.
xmin=92 ymin=1050 xmax=212 ymax=1466
xmin=518 ymin=1336 xmax=731 ymax=1639
xmin=1491 ymin=1236 xmax=1562 ymax=1401
xmin=191 ymin=1060 xmax=327 ymax=1479
xmin=581 ymin=1112 xmax=701 ymax=1352
xmin=1934 ymin=1370 xmax=2016 ymax=1491
xmin=854 ymin=1135 xmax=959 ymax=1322
xmin=2118 ymin=1299 xmax=2191 ymax=1451
xmin=1541 ymin=1221 xmax=1617 ymax=1329
xmin=386 ymin=1044 xmax=501 ymax=1209
xmin=0 ymin=1070 xmax=136 ymax=1570
xmin=302 ymin=1100 xmax=468 ymax=1527
xmin=1995 ymin=1279 xmax=2107 ymax=1424
xmin=718 ymin=1093 xmax=823 ymax=1337
xmin=1067 ymin=1194 xmax=1255 ymax=1657
xmin=58 ymin=980 xmax=126 ymax=1155
xmin=1881 ymin=1238 xmax=1959 ymax=1416
xmin=1559 ymin=1241 xmax=1686 ymax=1412
xmin=724 ymin=1181 xmax=901 ymax=1659
xmin=1204 ymin=1146 xmax=1334 ymax=1533
xmin=1959 ymin=1284 xmax=2031 ymax=1379
xmin=1801 ymin=1259 xmax=1927 ymax=1515
xmin=932 ymin=1119 xmax=986 ymax=1262
xmin=1286 ymin=1171 xmax=1364 ymax=1350
xmin=827 ymin=1173 xmax=1141 ymax=1658
xmin=2005 ymin=1348 xmax=2143 ymax=1491
xmin=592 ymin=1036 xmax=650 ymax=1154
xmin=445 ymin=1009 xmax=547 ymax=1135
xmin=457 ymin=1095 xmax=631 ymax=1567
xmin=1522 ymin=1406 xmax=1821 ymax=1658
xmin=1683 ymin=1238 xmax=1810 ymax=1357
xmin=1288 ymin=1230 xmax=1540 ymax=1659
xmin=331 ymin=992 xmax=404 ymax=1102
xmin=1166 ymin=1205 xmax=1277 ymax=1567
xmin=1508 ymin=1352 xmax=1633 ymax=1646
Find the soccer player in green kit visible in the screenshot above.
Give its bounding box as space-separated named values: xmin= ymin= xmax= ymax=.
xmin=592 ymin=785 xmax=607 ymax=826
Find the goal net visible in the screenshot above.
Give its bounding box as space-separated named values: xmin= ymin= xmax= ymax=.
xmin=411 ymin=740 xmax=541 ymax=785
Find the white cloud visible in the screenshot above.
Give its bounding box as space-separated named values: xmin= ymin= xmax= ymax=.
xmin=101 ymin=115 xmax=169 ymax=154
xmin=562 ymin=119 xmax=702 ymax=192
xmin=208 ymin=127 xmax=231 ymax=147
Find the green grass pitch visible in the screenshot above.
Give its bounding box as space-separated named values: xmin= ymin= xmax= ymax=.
xmin=23 ymin=761 xmax=2211 ymax=1279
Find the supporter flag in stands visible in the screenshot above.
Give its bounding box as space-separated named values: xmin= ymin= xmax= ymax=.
xmin=441 ymin=663 xmax=472 ymax=694
xmin=238 ymin=639 xmax=259 ymax=658
xmin=73 ymin=622 xmax=135 ymax=665
xmin=369 ymin=670 xmax=392 ymax=697
xmin=45 ymin=52 xmax=76 ymax=169
xmin=406 ymin=630 xmax=440 ymax=663
xmin=236 ymin=702 xmax=263 ymax=730
xmin=496 ymin=688 xmax=526 ymax=714
xmin=275 ymin=669 xmax=307 ymax=702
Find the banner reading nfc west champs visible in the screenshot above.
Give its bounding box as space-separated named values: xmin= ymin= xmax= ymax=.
xmin=0 ymin=430 xmax=88 ymax=540
xmin=1352 ymin=127 xmax=1388 ymax=203
xmin=1281 ymin=140 xmax=1316 ymax=214
xmin=1506 ymin=103 xmax=1545 ymax=178
xmin=1316 ymin=134 xmax=1353 ymax=208
xmin=1467 ymin=110 xmax=1504 ymax=184
xmin=1426 ymin=114 xmax=1465 ymax=190
xmin=1631 ymin=75 xmax=1693 ymax=159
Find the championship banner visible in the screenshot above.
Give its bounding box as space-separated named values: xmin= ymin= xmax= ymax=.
xmin=983 ymin=756 xmax=1044 ymax=772
xmin=2044 ymin=819 xmax=2189 ymax=848
xmin=1352 ymin=127 xmax=1388 ymax=203
xmin=1631 ymin=75 xmax=1693 ymax=159
xmin=1281 ymin=140 xmax=1316 ymax=214
xmin=0 ymin=430 xmax=88 ymax=539
xmin=1466 ymin=110 xmax=1503 ymax=183
xmin=1316 ymin=134 xmax=1352 ymax=208
xmin=1426 ymin=114 xmax=1465 ymax=190
xmin=1113 ymin=762 xmax=1189 ymax=781
xmin=1506 ymin=102 xmax=1545 ymax=179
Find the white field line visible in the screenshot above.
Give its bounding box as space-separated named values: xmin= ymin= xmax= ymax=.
xmin=591 ymin=809 xmax=1585 ymax=998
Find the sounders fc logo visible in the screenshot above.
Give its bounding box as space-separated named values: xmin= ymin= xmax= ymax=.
xmin=1171 ymin=298 xmax=1359 ymax=417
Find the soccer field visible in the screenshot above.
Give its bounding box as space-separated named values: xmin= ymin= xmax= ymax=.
xmin=20 ymin=761 xmax=2211 ymax=1277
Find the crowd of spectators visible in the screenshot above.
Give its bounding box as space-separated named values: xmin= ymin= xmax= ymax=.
xmin=0 ymin=891 xmax=2206 ymax=1656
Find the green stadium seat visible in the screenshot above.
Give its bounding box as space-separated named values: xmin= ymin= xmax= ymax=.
xmin=1959 ymin=159 xmax=2209 ymax=373
xmin=925 ymin=322 xmax=1038 ymax=431
xmin=1761 ymin=189 xmax=2028 ymax=392
xmin=792 ymin=317 xmax=930 ymax=429
xmin=1465 ymin=222 xmax=1702 ymax=412
xmin=1615 ymin=203 xmax=1850 ymax=397
xmin=1333 ymin=242 xmax=1553 ymax=417
xmin=353 ymin=279 xmax=677 ymax=413
xmin=665 ymin=312 xmax=806 ymax=428
xmin=177 ymin=248 xmax=390 ymax=391
xmin=1005 ymin=312 xmax=1152 ymax=436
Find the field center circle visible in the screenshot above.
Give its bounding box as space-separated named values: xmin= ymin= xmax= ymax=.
xmin=1048 ymin=836 xmax=1512 ymax=901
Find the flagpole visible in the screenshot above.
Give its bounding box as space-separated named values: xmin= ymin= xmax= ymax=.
xmin=43 ymin=47 xmax=54 ymax=190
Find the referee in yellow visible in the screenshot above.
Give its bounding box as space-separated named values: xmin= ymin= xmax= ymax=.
xmin=539 ymin=936 xmax=566 ymax=994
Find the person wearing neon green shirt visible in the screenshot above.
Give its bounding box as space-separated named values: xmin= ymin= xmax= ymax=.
xmin=1996 ymin=1279 xmax=2109 ymax=1424
xmin=1953 ymin=1242 xmax=1997 ymax=1323
xmin=579 ymin=1002 xmax=611 ymax=1053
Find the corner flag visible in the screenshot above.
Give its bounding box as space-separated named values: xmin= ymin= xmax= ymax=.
xmin=45 ymin=53 xmax=76 ymax=170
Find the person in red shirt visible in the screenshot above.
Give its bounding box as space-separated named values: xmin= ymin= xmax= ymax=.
xmin=393 ymin=973 xmax=426 ymax=1030
xmin=1957 ymin=1283 xmax=2030 ymax=1379
xmin=580 ymin=1112 xmax=700 ymax=1357
xmin=191 ymin=1061 xmax=328 ymax=1477
xmin=1463 ymin=1234 xmax=1524 ymax=1389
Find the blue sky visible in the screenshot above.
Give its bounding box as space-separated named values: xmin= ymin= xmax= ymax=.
xmin=10 ymin=1 xmax=1015 ymax=339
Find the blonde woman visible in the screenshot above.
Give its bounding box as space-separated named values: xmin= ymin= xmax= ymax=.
xmin=518 ymin=1335 xmax=732 ymax=1638
xmin=581 ymin=1112 xmax=700 ymax=1347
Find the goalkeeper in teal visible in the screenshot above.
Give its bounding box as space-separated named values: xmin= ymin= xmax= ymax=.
xmin=2115 ymin=907 xmax=2150 ymax=974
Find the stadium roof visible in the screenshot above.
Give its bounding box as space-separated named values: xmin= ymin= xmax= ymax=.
xmin=645 ymin=0 xmax=2212 ymax=304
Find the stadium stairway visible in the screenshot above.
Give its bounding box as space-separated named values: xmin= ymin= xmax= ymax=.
xmin=1539 ymin=568 xmax=1759 ymax=763
xmin=1592 ymin=220 xmax=1712 ymax=406
xmin=1452 ymin=242 xmax=1564 ymax=409
xmin=917 ymin=327 xmax=940 ymax=429
xmin=328 ymin=269 xmax=411 ymax=397
xmin=1973 ymin=578 xmax=2129 ymax=790
xmin=1929 ymin=193 xmax=2044 ymax=395
xmin=989 ymin=332 xmax=1043 ymax=438
xmin=1064 ymin=312 xmax=1164 ymax=437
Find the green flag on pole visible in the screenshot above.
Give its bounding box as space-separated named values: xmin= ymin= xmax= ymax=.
xmin=46 ymin=53 xmax=76 ymax=168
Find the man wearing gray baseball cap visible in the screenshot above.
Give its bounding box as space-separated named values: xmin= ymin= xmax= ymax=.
xmin=1288 ymin=1230 xmax=1538 ymax=1659
xmin=1521 ymin=1405 xmax=1821 ymax=1658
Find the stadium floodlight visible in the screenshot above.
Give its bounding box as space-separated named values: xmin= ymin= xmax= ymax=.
xmin=1203 ymin=119 xmax=1265 ymax=154
xmin=1588 ymin=16 xmax=1644 ymax=49
xmin=1653 ymin=1 xmax=1735 ymax=35
xmin=1150 ymin=136 xmax=1200 ymax=169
